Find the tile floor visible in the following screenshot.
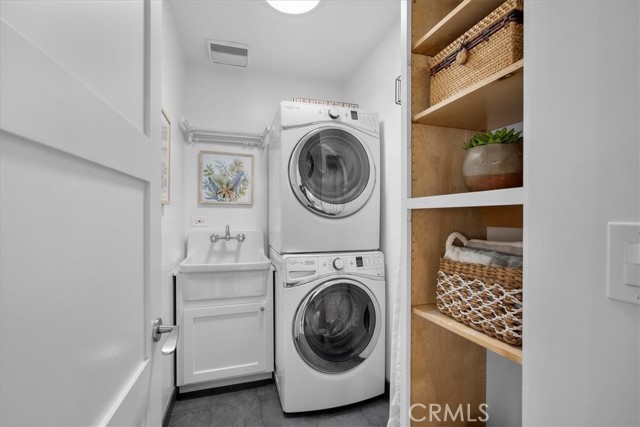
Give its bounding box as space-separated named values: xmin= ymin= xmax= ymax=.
xmin=168 ymin=383 xmax=389 ymax=427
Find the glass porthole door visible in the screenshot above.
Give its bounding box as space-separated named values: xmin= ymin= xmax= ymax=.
xmin=289 ymin=127 xmax=375 ymax=217
xmin=293 ymin=279 xmax=380 ymax=373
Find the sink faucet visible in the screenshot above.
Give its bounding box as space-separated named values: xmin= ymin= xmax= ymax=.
xmin=210 ymin=225 xmax=245 ymax=243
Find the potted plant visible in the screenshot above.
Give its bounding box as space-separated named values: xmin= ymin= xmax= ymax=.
xmin=462 ymin=128 xmax=523 ymax=192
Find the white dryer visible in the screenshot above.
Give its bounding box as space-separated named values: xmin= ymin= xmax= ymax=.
xmin=271 ymin=249 xmax=385 ymax=413
xmin=269 ymin=101 xmax=380 ymax=254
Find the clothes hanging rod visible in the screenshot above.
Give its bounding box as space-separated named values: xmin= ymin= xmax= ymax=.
xmin=180 ymin=118 xmax=268 ymax=147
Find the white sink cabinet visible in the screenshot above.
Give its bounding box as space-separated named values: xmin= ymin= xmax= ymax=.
xmin=176 ymin=229 xmax=273 ymax=390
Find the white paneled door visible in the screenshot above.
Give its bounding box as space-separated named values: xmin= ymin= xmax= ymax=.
xmin=0 ymin=2 xmax=164 ymax=426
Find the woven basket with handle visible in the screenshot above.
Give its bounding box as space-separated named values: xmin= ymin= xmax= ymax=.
xmin=436 ymin=232 xmax=523 ymax=346
xmin=429 ymin=0 xmax=524 ymax=106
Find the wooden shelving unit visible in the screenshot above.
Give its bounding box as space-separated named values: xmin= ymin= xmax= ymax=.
xmin=413 ymin=60 xmax=524 ymax=130
xmin=413 ymin=305 xmax=523 ymax=364
xmin=407 ymin=1 xmax=525 ymax=425
xmin=413 ymin=0 xmax=504 ymax=56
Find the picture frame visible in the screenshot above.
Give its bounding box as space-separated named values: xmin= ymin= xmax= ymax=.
xmin=160 ymin=108 xmax=171 ymax=204
xmin=199 ymin=151 xmax=254 ymax=205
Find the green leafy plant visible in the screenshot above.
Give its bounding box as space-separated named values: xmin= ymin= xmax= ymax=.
xmin=463 ymin=128 xmax=523 ymax=150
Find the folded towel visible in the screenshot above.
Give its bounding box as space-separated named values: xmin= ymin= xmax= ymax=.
xmin=466 ymin=239 xmax=523 ymax=256
xmin=445 ymin=246 xmax=523 ymax=269
xmin=443 ymin=232 xmax=523 ymax=269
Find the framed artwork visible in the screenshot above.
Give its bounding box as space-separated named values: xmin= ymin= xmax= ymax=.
xmin=160 ymin=108 xmax=171 ymax=204
xmin=199 ymin=151 xmax=254 ymax=205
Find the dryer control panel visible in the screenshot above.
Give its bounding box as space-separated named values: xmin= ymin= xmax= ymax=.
xmin=281 ymin=101 xmax=379 ymax=135
xmin=284 ymin=252 xmax=385 ymax=285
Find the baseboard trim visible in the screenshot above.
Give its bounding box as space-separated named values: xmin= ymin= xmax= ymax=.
xmin=162 ymin=388 xmax=177 ymax=427
xmin=178 ymin=377 xmax=274 ymax=400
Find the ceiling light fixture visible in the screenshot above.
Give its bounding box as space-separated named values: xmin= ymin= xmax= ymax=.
xmin=266 ymin=0 xmax=320 ymax=15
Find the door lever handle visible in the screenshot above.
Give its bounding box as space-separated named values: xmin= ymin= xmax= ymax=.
xmin=152 ymin=318 xmax=179 ymax=355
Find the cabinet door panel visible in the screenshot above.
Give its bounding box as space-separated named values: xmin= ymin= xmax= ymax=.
xmin=181 ymin=303 xmax=267 ymax=385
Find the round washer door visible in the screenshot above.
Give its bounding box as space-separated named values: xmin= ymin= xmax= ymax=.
xmin=288 ymin=127 xmax=375 ymax=217
xmin=293 ymin=278 xmax=381 ymax=374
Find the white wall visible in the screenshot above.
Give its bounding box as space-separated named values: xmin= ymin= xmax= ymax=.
xmin=183 ymin=63 xmax=343 ymax=246
xmin=342 ymin=20 xmax=401 ymax=380
xmin=524 ymin=2 xmax=639 ymax=426
xmin=160 ymin=1 xmax=186 ymax=416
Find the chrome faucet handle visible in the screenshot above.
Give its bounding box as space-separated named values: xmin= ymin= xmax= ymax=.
xmin=236 ymin=233 xmax=246 ymax=242
xmin=210 ymin=233 xmax=220 ymax=243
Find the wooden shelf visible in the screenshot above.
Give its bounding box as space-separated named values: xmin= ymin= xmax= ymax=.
xmin=407 ymin=187 xmax=523 ymax=210
xmin=413 ymin=0 xmax=504 ymax=56
xmin=413 ymin=304 xmax=522 ymax=364
xmin=413 ymin=60 xmax=524 ymax=130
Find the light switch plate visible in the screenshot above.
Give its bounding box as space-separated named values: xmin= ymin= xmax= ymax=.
xmin=607 ymin=222 xmax=640 ymax=305
xmin=191 ymin=216 xmax=207 ymax=227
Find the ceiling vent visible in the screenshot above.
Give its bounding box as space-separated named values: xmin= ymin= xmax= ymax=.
xmin=207 ymin=40 xmax=249 ymax=68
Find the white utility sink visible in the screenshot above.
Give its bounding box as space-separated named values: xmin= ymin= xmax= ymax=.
xmin=177 ymin=229 xmax=271 ymax=301
xmin=178 ymin=229 xmax=270 ymax=273
xmin=175 ymin=228 xmax=274 ymax=388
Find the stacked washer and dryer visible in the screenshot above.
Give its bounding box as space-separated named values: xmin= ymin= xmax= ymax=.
xmin=268 ymin=101 xmax=386 ymax=413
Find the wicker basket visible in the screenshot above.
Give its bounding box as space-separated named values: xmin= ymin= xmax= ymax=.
xmin=429 ymin=0 xmax=524 ymax=106
xmin=436 ymin=235 xmax=523 ymax=346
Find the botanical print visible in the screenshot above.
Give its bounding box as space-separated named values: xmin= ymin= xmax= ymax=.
xmin=160 ymin=109 xmax=171 ymax=204
xmin=199 ymin=151 xmax=253 ymax=205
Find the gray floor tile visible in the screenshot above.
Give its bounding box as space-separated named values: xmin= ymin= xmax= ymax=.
xmin=316 ymin=409 xmax=372 ymax=427
xmin=280 ymin=415 xmax=321 ymax=427
xmin=360 ymin=396 xmax=389 ymax=427
xmin=257 ymin=385 xmax=290 ymax=427
xmin=169 ymin=408 xmax=212 ymax=427
xmin=277 ymin=400 xmax=370 ymax=427
xmin=172 ymin=396 xmax=214 ymax=415
xmin=210 ymin=388 xmax=264 ymax=427
xmin=173 ymin=384 xmax=389 ymax=427
xmin=257 ymin=383 xmax=279 ymax=400
xmin=258 ymin=385 xmax=325 ymax=427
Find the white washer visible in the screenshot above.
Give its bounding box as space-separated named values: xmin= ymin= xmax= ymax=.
xmin=269 ymin=101 xmax=380 ymax=254
xmin=271 ymin=249 xmax=385 ymax=413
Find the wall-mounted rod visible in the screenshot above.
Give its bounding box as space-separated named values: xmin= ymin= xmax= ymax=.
xmin=180 ymin=118 xmax=267 ymax=147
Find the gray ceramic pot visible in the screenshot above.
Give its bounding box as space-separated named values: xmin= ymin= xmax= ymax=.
xmin=462 ymin=142 xmax=523 ymax=192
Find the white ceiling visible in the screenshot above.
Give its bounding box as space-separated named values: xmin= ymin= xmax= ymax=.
xmin=168 ymin=0 xmax=400 ymax=83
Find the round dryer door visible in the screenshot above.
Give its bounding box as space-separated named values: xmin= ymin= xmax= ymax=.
xmin=293 ymin=279 xmax=381 ymax=374
xmin=289 ymin=127 xmax=375 ymax=217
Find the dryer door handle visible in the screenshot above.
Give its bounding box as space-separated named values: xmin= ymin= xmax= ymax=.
xmin=299 ymin=184 xmax=344 ymax=216
xmin=363 ymin=306 xmax=371 ymax=332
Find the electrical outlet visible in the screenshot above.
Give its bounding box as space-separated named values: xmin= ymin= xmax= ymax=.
xmin=608 ymin=222 xmax=640 ymax=305
xmin=191 ymin=216 xmax=207 ymax=227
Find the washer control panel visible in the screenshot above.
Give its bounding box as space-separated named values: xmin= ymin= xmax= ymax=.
xmin=285 ymin=252 xmax=384 ymax=283
xmin=317 ymin=107 xmax=378 ymax=134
